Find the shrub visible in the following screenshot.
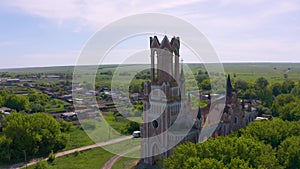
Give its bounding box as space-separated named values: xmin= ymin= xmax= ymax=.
xmin=47 ymin=150 xmax=55 ymax=162
xmin=34 ymin=161 xmax=49 ymax=169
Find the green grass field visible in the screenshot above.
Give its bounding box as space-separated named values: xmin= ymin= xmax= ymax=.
xmin=2 ymin=63 xmax=300 ymax=87
xmin=112 ymin=157 xmax=138 ymax=169
xmin=27 ymin=137 xmax=140 ymax=169
xmin=102 ymin=138 xmax=140 ymax=155
xmin=112 ymin=147 xmax=140 ymax=169
xmin=62 ymin=126 xmax=95 ymax=151
xmin=222 ymin=63 xmax=300 ymax=84
xmin=27 ymin=147 xmax=114 ymax=169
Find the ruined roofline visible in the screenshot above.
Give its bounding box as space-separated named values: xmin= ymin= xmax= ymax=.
xmin=150 ymin=35 xmax=180 ymax=54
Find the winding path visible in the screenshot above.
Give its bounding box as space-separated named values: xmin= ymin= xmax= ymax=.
xmin=101 ymin=146 xmax=140 ymax=169
xmin=7 ymin=136 xmax=133 ymax=169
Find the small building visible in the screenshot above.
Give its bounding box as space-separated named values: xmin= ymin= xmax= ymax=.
xmin=7 ymin=78 xmax=20 ymax=83
xmin=60 ymin=112 xmax=78 ymax=121
xmin=1 ymin=107 xmax=12 ymax=115
xmin=255 ymin=117 xmax=269 ymax=121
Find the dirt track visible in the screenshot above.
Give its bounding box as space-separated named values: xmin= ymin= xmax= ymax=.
xmin=6 ymin=136 xmax=133 ymax=169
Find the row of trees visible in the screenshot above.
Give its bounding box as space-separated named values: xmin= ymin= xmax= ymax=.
xmin=229 ymin=77 xmax=300 ymax=121
xmin=0 ymin=113 xmax=70 ymax=163
xmin=0 ymin=91 xmax=49 ymax=113
xmin=164 ymin=118 xmax=300 ymax=169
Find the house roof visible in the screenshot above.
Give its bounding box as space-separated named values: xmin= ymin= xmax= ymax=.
xmin=0 ymin=107 xmax=12 ymax=111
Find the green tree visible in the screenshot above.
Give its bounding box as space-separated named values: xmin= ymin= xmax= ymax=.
xmin=271 ymin=82 xmax=282 ymax=96
xmin=235 ymin=79 xmax=248 ymax=91
xmin=2 ymin=113 xmax=69 ymax=161
xmin=257 ymin=88 xmax=273 ymax=107
xmin=129 ymin=83 xmax=142 ymax=93
xmin=279 ymin=101 xmax=300 ymax=121
xmin=30 ymin=103 xmax=45 ymax=113
xmin=271 ymin=94 xmax=296 ymax=117
xmin=0 ymin=135 xmax=12 ymax=162
xmin=282 ymin=80 xmax=295 ymax=94
xmin=5 ymin=94 xmax=30 ymax=112
xmin=29 ymin=93 xmax=49 ymax=105
xmin=201 ymin=79 xmax=211 ymax=91
xmin=0 ymin=95 xmax=4 ymax=107
xmin=196 ymin=74 xmax=209 ymax=84
xmin=185 ymin=158 xmax=224 ymax=169
xmin=239 ymin=118 xmax=300 ymax=148
xmin=121 ymin=121 xmax=140 ymax=134
xmin=164 ymin=136 xmax=280 ymax=169
xmin=291 ymin=85 xmax=300 ymax=97
xmin=164 ymin=142 xmax=198 ymax=169
xmin=255 ymin=77 xmax=269 ymax=89
xmin=182 ymin=157 xmax=201 ymax=169
xmin=277 ymin=136 xmax=300 ymax=169
xmin=58 ymin=120 xmax=73 ymax=132
xmin=243 ymin=89 xmax=257 ymax=99
xmin=226 ymin=158 xmax=253 ymax=169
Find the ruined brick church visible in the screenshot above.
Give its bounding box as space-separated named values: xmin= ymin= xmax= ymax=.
xmin=140 ymin=35 xmax=257 ymax=167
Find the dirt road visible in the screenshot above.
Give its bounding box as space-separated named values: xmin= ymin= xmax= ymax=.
xmin=101 ymin=145 xmax=140 ymax=169
xmin=6 ymin=136 xmax=133 ymax=169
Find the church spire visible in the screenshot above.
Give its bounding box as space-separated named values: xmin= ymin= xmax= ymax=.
xmin=226 ymin=74 xmax=233 ymax=97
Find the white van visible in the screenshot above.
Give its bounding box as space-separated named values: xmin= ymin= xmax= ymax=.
xmin=132 ymin=131 xmax=141 ymax=138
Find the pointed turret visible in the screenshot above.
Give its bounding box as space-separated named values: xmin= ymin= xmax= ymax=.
xmin=160 ymin=35 xmax=172 ymax=51
xmin=197 ymin=107 xmax=201 ymax=120
xmin=150 ymin=36 xmax=160 ymax=48
xmin=226 ymin=74 xmax=233 ymax=97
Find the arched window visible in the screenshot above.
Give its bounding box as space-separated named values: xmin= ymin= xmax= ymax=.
xmin=234 ymin=116 xmax=238 ymax=124
xmin=154 ymin=50 xmax=158 ymax=80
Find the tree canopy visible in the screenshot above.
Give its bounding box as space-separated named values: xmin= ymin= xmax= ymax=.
xmin=0 ymin=113 xmax=69 ymax=163
xmin=164 ymin=118 xmax=300 ymax=169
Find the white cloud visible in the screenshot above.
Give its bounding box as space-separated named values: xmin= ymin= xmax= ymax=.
xmin=1 ymin=0 xmax=204 ymax=30
xmin=1 ymin=0 xmax=300 ymax=66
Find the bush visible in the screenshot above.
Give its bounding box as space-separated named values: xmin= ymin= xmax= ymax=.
xmin=47 ymin=150 xmax=55 ymax=162
xmin=58 ymin=120 xmax=73 ymax=132
xmin=54 ymin=133 xmax=69 ymax=151
xmin=121 ymin=121 xmax=140 ymax=134
xmin=74 ymin=150 xmax=80 ymax=156
xmin=34 ymin=161 xmax=49 ymax=169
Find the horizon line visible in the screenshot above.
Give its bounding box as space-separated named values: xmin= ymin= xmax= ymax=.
xmin=1 ymin=61 xmax=300 ymax=70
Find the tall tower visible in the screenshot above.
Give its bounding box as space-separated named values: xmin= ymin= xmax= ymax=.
xmin=141 ymin=36 xmax=198 ymax=166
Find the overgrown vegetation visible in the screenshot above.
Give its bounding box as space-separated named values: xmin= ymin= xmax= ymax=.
xmin=0 ymin=113 xmax=69 ymax=163
xmin=164 ymin=118 xmax=300 ymax=169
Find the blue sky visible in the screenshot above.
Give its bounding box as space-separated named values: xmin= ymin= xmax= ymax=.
xmin=0 ymin=0 xmax=300 ymax=68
